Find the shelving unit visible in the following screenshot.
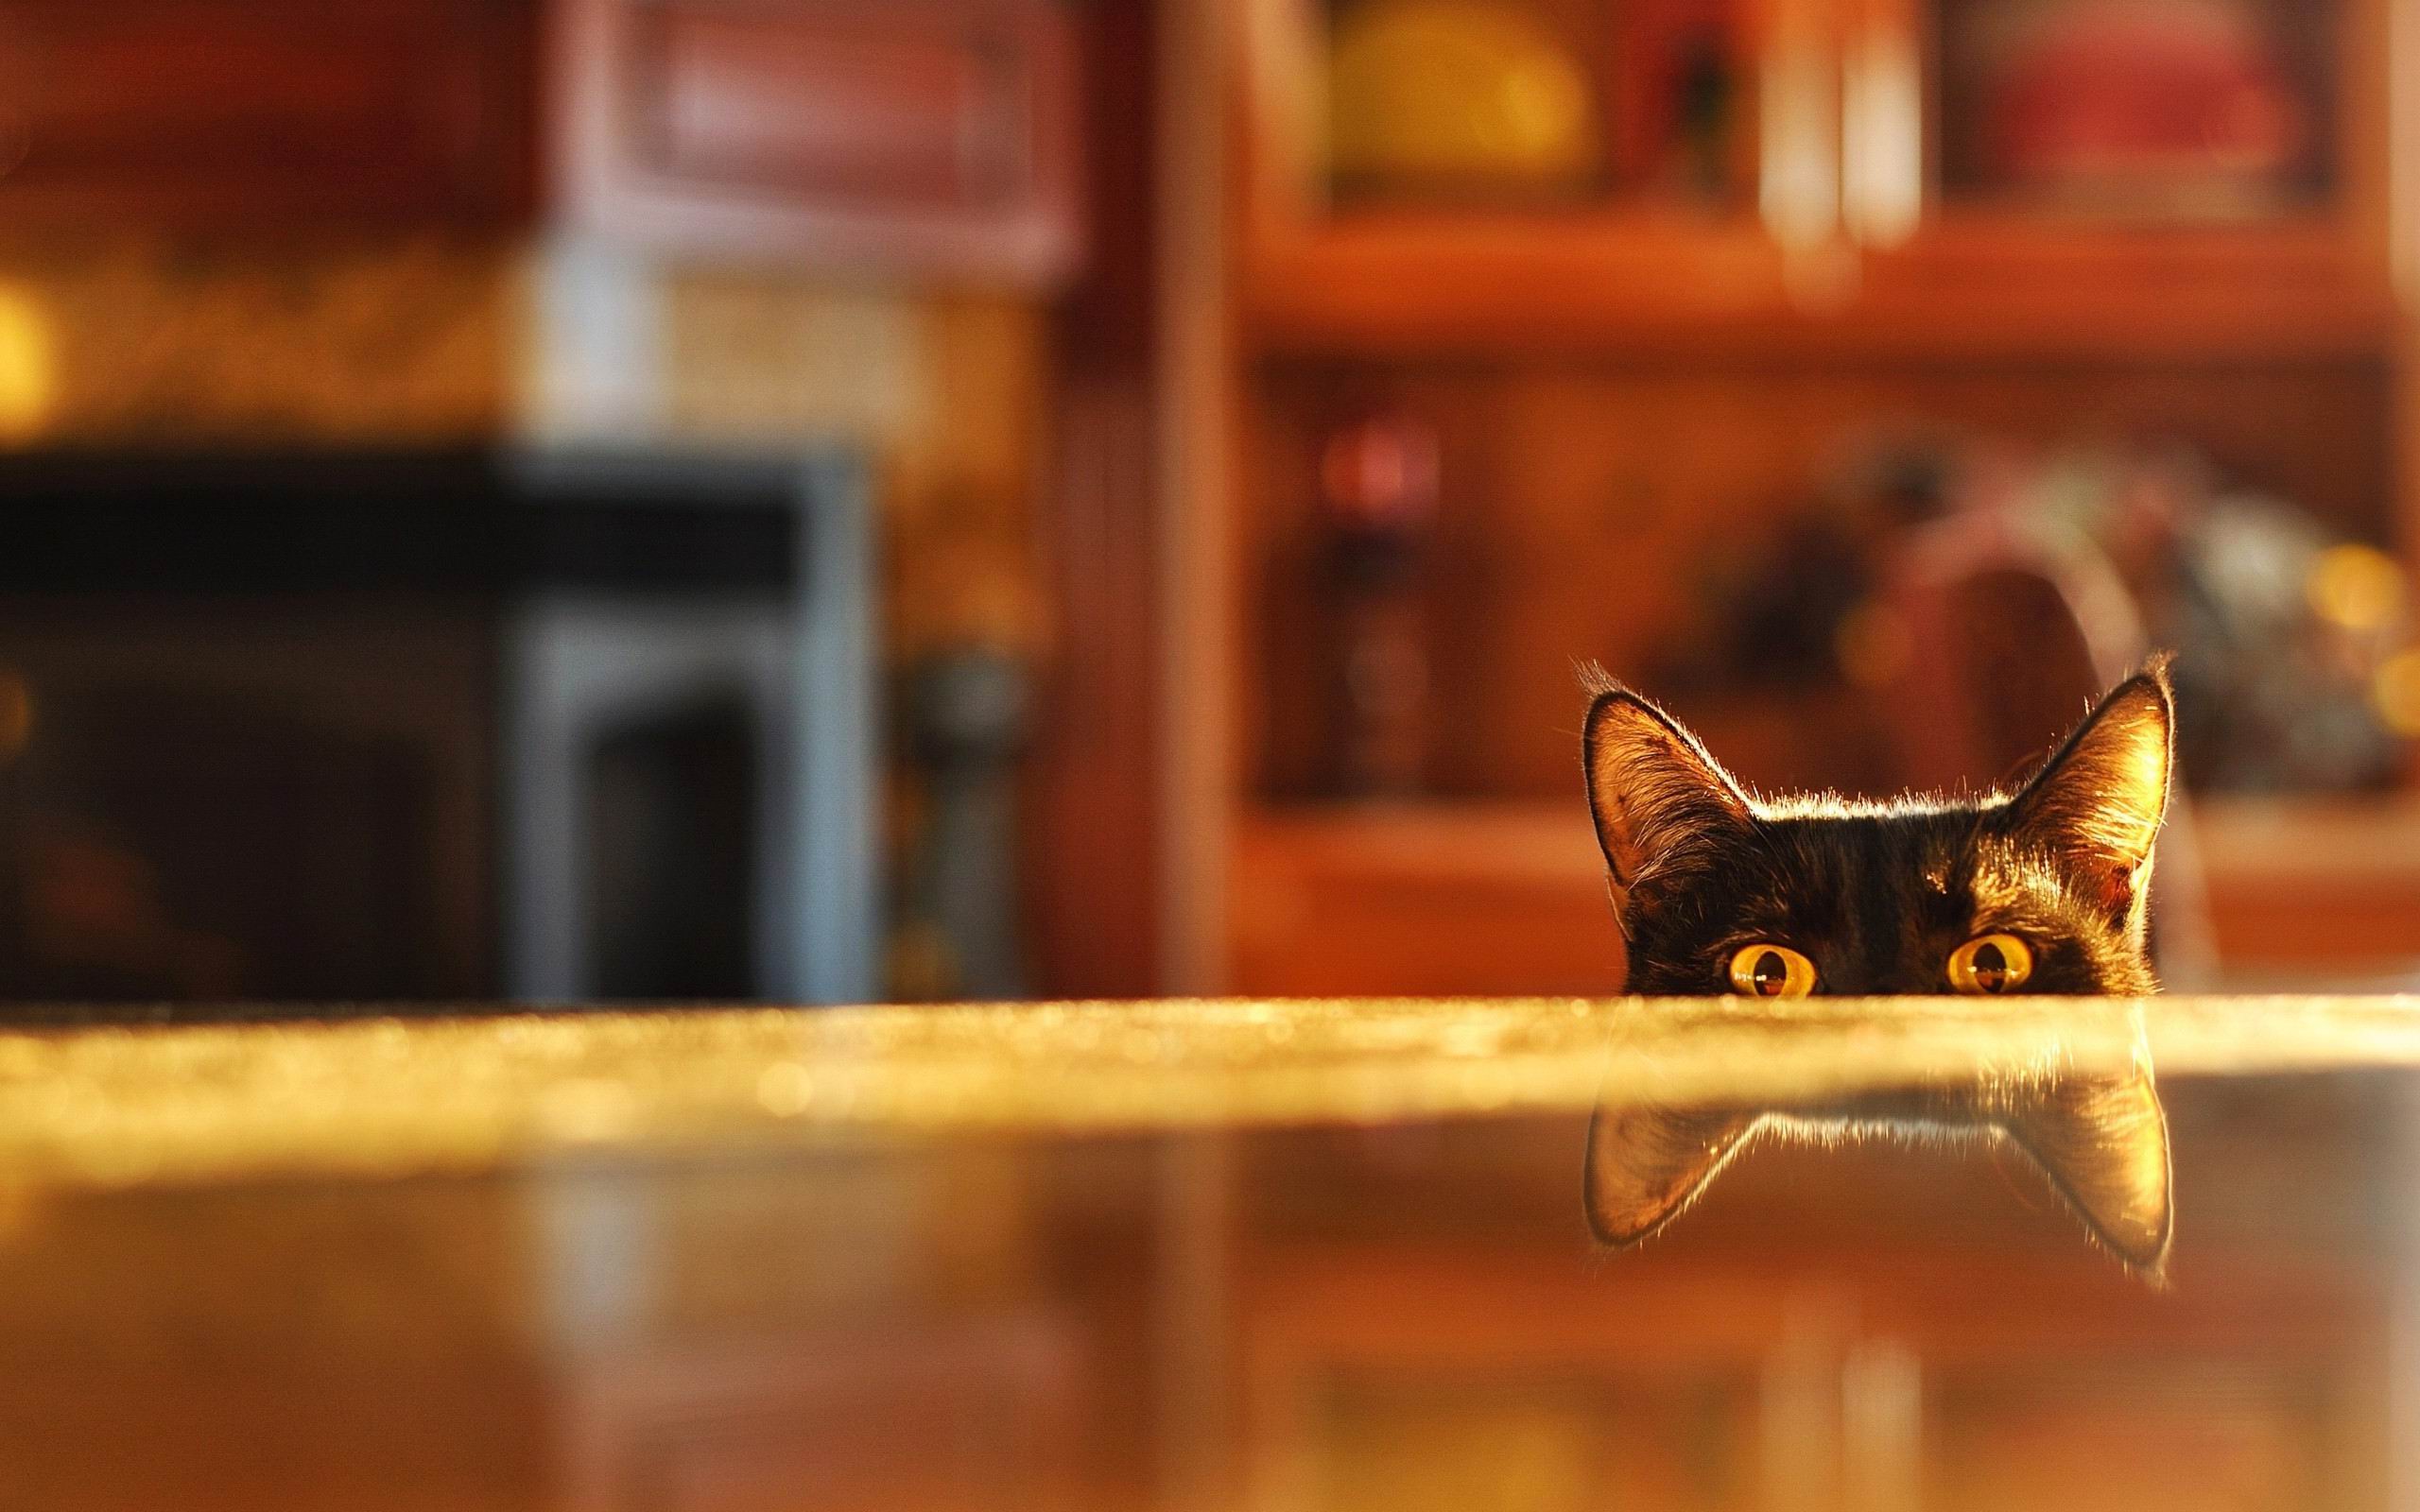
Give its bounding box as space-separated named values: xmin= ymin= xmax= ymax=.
xmin=1237 ymin=0 xmax=2395 ymax=358
xmin=1196 ymin=0 xmax=2420 ymax=994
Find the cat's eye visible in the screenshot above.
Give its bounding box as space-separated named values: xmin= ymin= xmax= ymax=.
xmin=1947 ymin=934 xmax=2034 ymax=995
xmin=1726 ymin=944 xmax=1817 ymax=999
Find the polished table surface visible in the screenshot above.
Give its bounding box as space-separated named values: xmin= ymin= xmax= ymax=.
xmin=1 ymin=994 xmax=2418 ymax=1187
xmin=9 ymin=997 xmax=2420 ymax=1512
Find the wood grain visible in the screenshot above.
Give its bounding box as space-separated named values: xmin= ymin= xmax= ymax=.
xmin=0 ymin=0 xmax=535 ymax=232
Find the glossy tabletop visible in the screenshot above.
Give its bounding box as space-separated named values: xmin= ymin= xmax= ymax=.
xmin=8 ymin=996 xmax=2420 ymax=1512
xmin=2 ymin=994 xmax=2417 ymax=1187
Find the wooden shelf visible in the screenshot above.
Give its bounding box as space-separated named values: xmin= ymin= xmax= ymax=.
xmin=1243 ymin=218 xmax=2396 ymax=361
xmin=1845 ymin=217 xmax=2396 ymax=362
xmin=1234 ymin=0 xmax=2392 ymax=363
xmin=1242 ymin=213 xmax=1793 ymax=355
xmin=1229 ymin=798 xmax=2420 ymax=995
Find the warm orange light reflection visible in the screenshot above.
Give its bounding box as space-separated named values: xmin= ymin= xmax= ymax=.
xmin=0 ymin=671 xmax=35 ymax=759
xmin=1834 ymin=601 xmax=1914 ymax=688
xmin=2375 ymin=647 xmax=2420 ymax=736
xmin=0 ymin=286 xmax=53 ymax=439
xmin=2307 ymin=543 xmax=2407 ymax=632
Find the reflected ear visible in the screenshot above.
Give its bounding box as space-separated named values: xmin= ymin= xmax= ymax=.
xmin=1584 ymin=1103 xmax=1759 ymax=1247
xmin=1582 ymin=674 xmax=1755 ymax=930
xmin=1998 ymin=665 xmax=2173 ymax=923
xmin=1999 ymin=1067 xmax=2173 ymax=1276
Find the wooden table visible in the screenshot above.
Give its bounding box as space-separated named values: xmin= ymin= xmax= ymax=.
xmin=1 ymin=996 xmax=2415 ymax=1511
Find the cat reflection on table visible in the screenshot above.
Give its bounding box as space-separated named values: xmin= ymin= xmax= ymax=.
xmin=1577 ymin=663 xmax=2177 ymax=1274
xmin=1584 ymin=1052 xmax=2173 ymax=1275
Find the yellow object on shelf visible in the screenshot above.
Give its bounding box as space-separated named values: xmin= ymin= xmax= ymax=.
xmin=1328 ymin=0 xmax=1601 ymax=196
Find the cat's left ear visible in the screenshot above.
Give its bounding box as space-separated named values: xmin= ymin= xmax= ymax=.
xmin=1999 ymin=663 xmax=2174 ymax=919
xmin=1581 ymin=675 xmax=1756 ymax=929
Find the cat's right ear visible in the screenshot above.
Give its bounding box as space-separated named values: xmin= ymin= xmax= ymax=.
xmin=1582 ymin=674 xmax=1756 ymax=926
xmin=1998 ymin=663 xmax=2173 ymax=924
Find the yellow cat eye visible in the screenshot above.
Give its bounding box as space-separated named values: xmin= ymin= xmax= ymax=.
xmin=1947 ymin=933 xmax=2034 ymax=995
xmin=1726 ymin=943 xmax=1817 ymax=999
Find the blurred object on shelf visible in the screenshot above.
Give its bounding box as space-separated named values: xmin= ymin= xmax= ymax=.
xmin=1327 ymin=0 xmax=1603 ymax=203
xmin=1940 ymin=0 xmax=2324 ymax=215
xmin=1642 ymin=434 xmax=1950 ymax=703
xmin=1609 ymin=0 xmax=1748 ymax=202
xmin=1315 ymin=410 xmax=1442 ymax=798
xmin=893 ymin=646 xmax=1032 ymax=1001
xmin=889 ymin=472 xmax=1042 ymax=1000
xmin=2378 ymin=648 xmax=2420 ymax=739
xmin=1863 ymin=481 xmax=2221 ymax=985
xmin=1646 ymin=432 xmax=2411 ymax=794
xmin=2106 ymin=452 xmax=2403 ymax=794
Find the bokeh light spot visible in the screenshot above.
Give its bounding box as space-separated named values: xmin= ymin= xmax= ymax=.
xmin=0 ymin=286 xmax=54 ymax=440
xmin=2307 ymin=543 xmax=2406 ymax=632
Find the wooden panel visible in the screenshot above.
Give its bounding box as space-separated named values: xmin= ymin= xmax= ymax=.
xmin=555 ymin=0 xmax=1080 ymax=284
xmin=1026 ymin=0 xmax=1166 ymax=996
xmin=0 ymin=0 xmax=533 ymax=230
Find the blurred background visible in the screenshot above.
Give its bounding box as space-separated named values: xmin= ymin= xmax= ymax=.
xmin=0 ymin=0 xmax=2413 ymax=1010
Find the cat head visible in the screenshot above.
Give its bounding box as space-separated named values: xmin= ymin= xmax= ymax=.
xmin=1581 ymin=664 xmax=2174 ymax=996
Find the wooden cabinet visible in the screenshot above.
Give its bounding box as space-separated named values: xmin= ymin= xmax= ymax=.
xmin=1237 ymin=0 xmax=2394 ymax=358
xmin=0 ymin=0 xmax=535 ymax=231
xmin=1194 ymin=0 xmax=2420 ymax=997
xmin=1239 ymin=0 xmax=1798 ymax=351
xmin=0 ymin=0 xmax=1082 ymax=282
xmin=552 ymin=0 xmax=1081 ymax=283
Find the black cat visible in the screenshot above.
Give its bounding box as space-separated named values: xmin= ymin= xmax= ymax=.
xmin=1582 ymin=663 xmax=2173 ymax=998
xmin=1579 ymin=665 xmax=2177 ymax=1271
